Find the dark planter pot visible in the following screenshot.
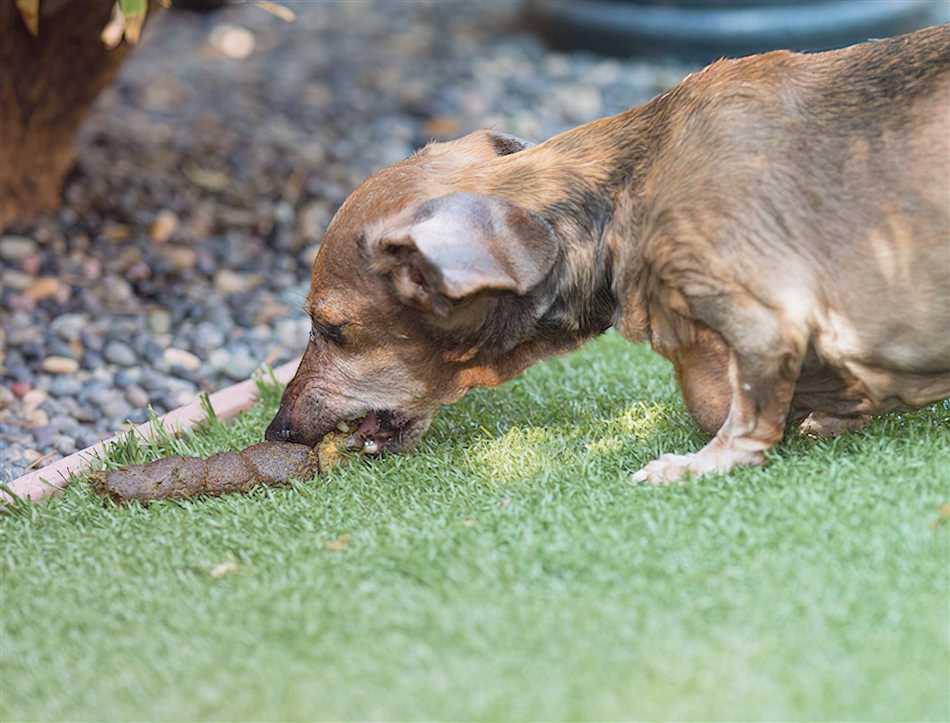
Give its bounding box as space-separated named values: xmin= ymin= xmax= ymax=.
xmin=526 ymin=0 xmax=939 ymax=62
xmin=171 ymin=0 xmax=228 ymax=11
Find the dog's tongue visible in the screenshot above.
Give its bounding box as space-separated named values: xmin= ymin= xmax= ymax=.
xmin=357 ymin=410 xmax=380 ymax=437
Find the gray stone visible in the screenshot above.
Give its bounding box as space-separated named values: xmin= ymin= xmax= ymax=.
xmin=124 ymin=384 xmax=150 ymax=409
xmin=52 ymin=435 xmax=77 ymax=455
xmin=75 ymin=429 xmax=103 ymax=449
xmin=81 ymin=330 xmax=105 ymax=352
xmin=81 ymin=351 xmax=105 ymax=371
xmin=223 ymin=351 xmax=258 ymax=381
xmin=0 ymin=235 xmax=37 ymax=261
xmin=104 ymin=341 xmax=137 ymax=367
xmin=50 ymin=313 xmax=87 ymax=342
xmin=87 ymin=387 xmax=124 ymax=411
xmin=51 ymin=417 xmax=81 ymax=436
xmin=276 ymin=317 xmax=309 ymax=349
xmin=74 ymin=406 xmax=98 ymax=423
xmin=113 ymin=368 xmax=141 ymax=389
xmin=32 ymin=425 xmax=55 ymax=448
xmin=6 ymin=324 xmax=42 ymax=346
xmin=46 ymin=340 xmax=76 ymax=359
xmin=208 ymin=348 xmax=231 ymax=371
xmin=49 ymin=376 xmax=83 ymax=397
xmin=147 ymin=308 xmax=172 ymax=335
xmin=101 ymin=398 xmax=132 ymax=421
xmin=192 ymin=322 xmax=225 ymax=352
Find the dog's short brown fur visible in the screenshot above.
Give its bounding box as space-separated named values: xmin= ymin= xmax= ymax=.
xmin=266 ymin=26 xmax=950 ymax=483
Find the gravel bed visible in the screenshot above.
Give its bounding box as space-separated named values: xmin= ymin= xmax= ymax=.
xmin=0 ymin=1 xmax=693 ymax=482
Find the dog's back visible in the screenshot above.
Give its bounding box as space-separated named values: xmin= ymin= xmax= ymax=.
xmin=807 ymin=27 xmax=950 ymax=377
xmin=647 ymin=26 xmax=950 ymax=381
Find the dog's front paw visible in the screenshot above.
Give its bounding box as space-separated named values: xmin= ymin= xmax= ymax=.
xmin=633 ymin=444 xmax=765 ymax=485
xmin=632 ymin=453 xmax=698 ymax=485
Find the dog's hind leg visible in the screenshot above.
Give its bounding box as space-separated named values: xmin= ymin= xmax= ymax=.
xmin=798 ymin=411 xmax=872 ymax=438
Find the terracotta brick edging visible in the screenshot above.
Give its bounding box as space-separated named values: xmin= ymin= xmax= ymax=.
xmin=1 ymin=357 xmax=301 ymax=507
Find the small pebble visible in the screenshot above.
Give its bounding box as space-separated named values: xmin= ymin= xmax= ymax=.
xmin=104 ymin=341 xmax=137 ymax=367
xmin=52 ymin=435 xmax=77 ymax=455
xmin=1 ymin=270 xmax=33 ymax=290
xmin=147 ymin=309 xmax=172 ymax=335
xmin=49 ymin=376 xmax=83 ymax=397
xmin=164 ymin=347 xmax=202 ymax=371
xmin=27 ymin=409 xmax=50 ymax=428
xmin=24 ymin=277 xmax=64 ymax=302
xmin=32 ymin=426 xmax=55 ymax=448
xmin=208 ymin=24 xmax=256 ymax=59
xmin=0 ymin=235 xmax=37 ymax=261
xmin=223 ymin=352 xmax=258 ymax=381
xmin=113 ymin=368 xmax=141 ymax=389
xmin=214 ymin=269 xmax=249 ymax=295
xmin=41 ymin=356 xmax=79 ymax=375
xmin=125 ymin=384 xmax=150 ymax=409
xmin=22 ymin=389 xmax=48 ymax=411
xmin=81 ymin=351 xmax=105 ymax=371
xmin=149 ymin=210 xmax=179 ymax=243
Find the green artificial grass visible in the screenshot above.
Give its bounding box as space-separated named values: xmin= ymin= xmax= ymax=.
xmin=2 ymin=332 xmax=948 ymax=721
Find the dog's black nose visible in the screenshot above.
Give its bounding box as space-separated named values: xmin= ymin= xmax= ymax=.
xmin=264 ymin=406 xmax=294 ymax=443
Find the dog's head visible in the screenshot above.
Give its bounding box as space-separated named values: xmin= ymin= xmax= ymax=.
xmin=265 ymin=130 xmax=562 ymax=454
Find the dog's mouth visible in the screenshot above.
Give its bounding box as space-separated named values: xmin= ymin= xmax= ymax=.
xmin=337 ymin=409 xmax=415 ymax=456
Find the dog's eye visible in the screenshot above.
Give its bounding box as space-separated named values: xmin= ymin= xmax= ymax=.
xmin=310 ymin=320 xmax=346 ymax=347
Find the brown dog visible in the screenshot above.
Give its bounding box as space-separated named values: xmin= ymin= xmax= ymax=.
xmin=266 ymin=25 xmax=950 ymax=484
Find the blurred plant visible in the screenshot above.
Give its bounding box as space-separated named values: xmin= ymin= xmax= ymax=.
xmin=14 ymin=0 xmax=158 ymax=44
xmin=102 ymin=0 xmax=149 ymax=46
xmin=15 ymin=0 xmax=293 ymax=45
xmin=2 ymin=0 xmax=293 ymax=229
xmin=13 ymin=0 xmax=37 ymax=35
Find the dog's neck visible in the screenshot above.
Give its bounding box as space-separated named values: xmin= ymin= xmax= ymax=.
xmin=456 ymin=99 xmax=669 ymax=366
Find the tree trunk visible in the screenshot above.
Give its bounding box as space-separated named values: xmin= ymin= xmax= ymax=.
xmin=0 ymin=0 xmax=145 ymax=229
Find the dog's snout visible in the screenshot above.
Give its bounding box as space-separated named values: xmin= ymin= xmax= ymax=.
xmin=264 ymin=405 xmax=295 ymax=443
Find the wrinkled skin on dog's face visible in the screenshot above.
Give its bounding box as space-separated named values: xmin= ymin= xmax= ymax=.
xmin=265 ymin=130 xmax=557 ymax=454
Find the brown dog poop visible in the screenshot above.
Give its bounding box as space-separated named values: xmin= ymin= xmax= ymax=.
xmin=92 ymin=433 xmax=348 ymax=504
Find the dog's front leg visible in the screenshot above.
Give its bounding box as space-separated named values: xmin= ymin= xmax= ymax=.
xmin=634 ymin=297 xmax=804 ymax=485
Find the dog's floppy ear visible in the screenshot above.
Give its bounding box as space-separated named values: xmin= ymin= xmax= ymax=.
xmin=366 ymin=192 xmax=557 ymax=316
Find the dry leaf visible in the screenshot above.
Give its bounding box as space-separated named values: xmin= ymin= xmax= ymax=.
xmin=325 ymin=533 xmax=351 ymax=552
xmin=209 ymin=561 xmax=240 ymax=578
xmin=15 ymin=0 xmax=39 ymax=36
xmin=255 ymin=1 xmax=296 ymax=22
xmin=932 ymin=503 xmax=950 ymax=529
